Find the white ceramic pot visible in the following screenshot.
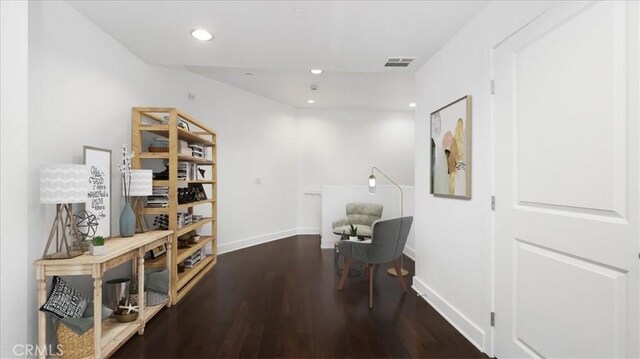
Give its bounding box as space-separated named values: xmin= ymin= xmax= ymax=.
xmin=91 ymin=244 xmax=107 ymax=256
xmin=349 ymin=236 xmax=358 ymax=241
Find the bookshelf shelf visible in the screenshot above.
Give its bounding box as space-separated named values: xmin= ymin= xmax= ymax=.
xmin=144 ymin=199 xmax=216 ymax=214
xmin=138 ymin=152 xmax=214 ymax=165
xmin=152 ymin=180 xmax=216 ymax=186
xmin=139 ymin=124 xmax=215 ymax=146
xmin=177 ymin=236 xmax=215 ymax=263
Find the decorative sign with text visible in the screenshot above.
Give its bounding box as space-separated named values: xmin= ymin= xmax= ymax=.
xmin=83 ymin=146 xmax=111 ymax=238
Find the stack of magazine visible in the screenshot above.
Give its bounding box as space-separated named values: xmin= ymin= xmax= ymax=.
xmin=177 ymin=213 xmax=193 ymax=228
xmin=147 ymin=186 xmax=169 ymax=208
xmin=184 ymin=249 xmax=204 ymax=268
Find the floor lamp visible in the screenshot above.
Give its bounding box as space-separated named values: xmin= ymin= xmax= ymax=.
xmin=40 ymin=164 xmax=89 ymax=259
xmin=368 ymin=166 xmax=409 ymax=277
xmin=128 ymin=169 xmax=153 ymax=233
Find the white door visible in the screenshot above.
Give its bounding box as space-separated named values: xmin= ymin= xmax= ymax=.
xmin=494 ymin=1 xmax=639 ymax=358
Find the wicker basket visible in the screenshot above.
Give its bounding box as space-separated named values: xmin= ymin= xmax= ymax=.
xmin=148 ymin=146 xmax=169 ymax=153
xmin=56 ymin=323 xmax=93 ymax=359
xmin=147 ymin=290 xmax=168 ymax=306
xmin=130 ymin=290 xmax=168 ymax=306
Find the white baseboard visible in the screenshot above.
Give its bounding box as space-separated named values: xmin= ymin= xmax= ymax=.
xmin=217 ymin=228 xmax=297 ymax=255
xmin=403 ymin=245 xmax=415 ymax=260
xmin=320 ymin=238 xmax=336 ymax=249
xmin=217 ymin=228 xmax=320 ymax=255
xmin=412 ymin=276 xmax=486 ymax=353
xmin=296 ymin=227 xmax=321 ymax=235
xmin=321 ymin=242 xmax=417 ymax=256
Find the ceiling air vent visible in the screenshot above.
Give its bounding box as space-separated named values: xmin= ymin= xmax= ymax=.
xmin=384 ymin=57 xmax=415 ymax=68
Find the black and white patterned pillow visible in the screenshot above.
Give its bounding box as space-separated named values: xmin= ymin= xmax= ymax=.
xmin=40 ymin=276 xmax=88 ymax=319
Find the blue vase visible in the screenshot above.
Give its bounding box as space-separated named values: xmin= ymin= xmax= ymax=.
xmin=119 ymin=201 xmax=136 ymax=237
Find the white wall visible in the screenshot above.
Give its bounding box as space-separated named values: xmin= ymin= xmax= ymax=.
xmin=6 ymin=1 xmax=418 ymax=351
xmin=412 ymin=1 xmax=555 ymax=355
xmin=0 ymin=1 xmax=29 ymax=356
xmin=320 ymin=185 xmax=415 ymax=258
xmin=25 ymin=0 xmax=298 ymax=348
xmin=296 ymin=109 xmax=414 ymax=233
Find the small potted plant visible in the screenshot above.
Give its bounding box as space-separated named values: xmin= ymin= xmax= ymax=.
xmin=90 ymin=236 xmax=106 ymax=256
xmin=348 ymin=224 xmax=358 ymax=241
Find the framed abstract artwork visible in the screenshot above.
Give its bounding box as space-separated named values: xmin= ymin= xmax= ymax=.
xmin=430 ymin=95 xmax=472 ymax=199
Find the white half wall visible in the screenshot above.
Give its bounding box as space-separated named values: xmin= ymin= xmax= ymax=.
xmin=0 ymin=1 xmax=29 ymax=356
xmin=412 ymin=1 xmax=555 ymax=355
xmin=320 ymin=185 xmax=415 ymax=257
xmin=296 ymin=109 xmax=414 ymax=233
xmin=25 ymin=0 xmax=298 ymax=348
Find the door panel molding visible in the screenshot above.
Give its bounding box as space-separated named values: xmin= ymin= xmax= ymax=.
xmin=493 ymin=1 xmax=639 ymax=357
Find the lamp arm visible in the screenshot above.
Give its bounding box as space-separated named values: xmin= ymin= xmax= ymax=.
xmin=371 ymin=167 xmax=404 ymax=217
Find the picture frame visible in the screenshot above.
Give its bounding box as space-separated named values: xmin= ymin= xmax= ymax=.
xmin=84 ymin=146 xmax=112 ymax=237
xmin=189 ymin=183 xmax=208 ymax=201
xmin=151 ymin=244 xmax=167 ymax=259
xmin=430 ymin=95 xmax=472 ymax=199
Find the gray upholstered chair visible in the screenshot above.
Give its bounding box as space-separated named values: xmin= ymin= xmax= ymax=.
xmin=336 ymin=216 xmax=413 ymax=308
xmin=332 ymin=202 xmax=384 ymax=238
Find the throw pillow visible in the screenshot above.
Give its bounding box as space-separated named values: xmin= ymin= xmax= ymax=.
xmin=40 ymin=276 xmax=89 ymax=319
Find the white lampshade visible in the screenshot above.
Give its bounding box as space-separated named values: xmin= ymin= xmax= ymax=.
xmin=40 ymin=164 xmax=89 ymax=204
xmin=126 ymin=169 xmax=153 ymax=196
xmin=368 ymin=174 xmax=376 ymax=195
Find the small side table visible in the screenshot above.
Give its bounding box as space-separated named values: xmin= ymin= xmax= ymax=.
xmin=334 ymin=240 xmax=369 ymax=278
xmin=34 ymin=231 xmax=172 ymax=359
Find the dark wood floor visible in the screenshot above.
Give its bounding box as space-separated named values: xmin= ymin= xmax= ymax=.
xmin=115 ymin=235 xmax=485 ymax=358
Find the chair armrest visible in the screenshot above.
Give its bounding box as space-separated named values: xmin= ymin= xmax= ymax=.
xmin=370 ymin=219 xmax=381 ymax=235
xmin=332 ymin=217 xmax=350 ymax=230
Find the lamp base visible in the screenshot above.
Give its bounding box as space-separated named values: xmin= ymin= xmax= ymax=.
xmin=42 ymin=203 xmax=87 ymax=259
xmin=133 ymin=197 xmax=149 ymax=233
xmin=387 ymin=267 xmax=409 ymax=277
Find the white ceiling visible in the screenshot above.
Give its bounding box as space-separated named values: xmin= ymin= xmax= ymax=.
xmin=68 ymin=1 xmax=488 ymax=111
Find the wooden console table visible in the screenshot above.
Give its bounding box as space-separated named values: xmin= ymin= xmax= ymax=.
xmin=34 ymin=231 xmax=173 ymax=359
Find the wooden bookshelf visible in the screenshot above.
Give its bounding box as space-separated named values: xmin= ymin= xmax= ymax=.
xmin=132 ymin=107 xmax=217 ymax=304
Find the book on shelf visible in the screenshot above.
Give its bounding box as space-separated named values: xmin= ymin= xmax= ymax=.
xmin=148 ymin=186 xmax=169 ymax=208
xmin=152 ymin=188 xmax=169 ymax=195
xmin=188 ymin=144 xmax=205 ymax=159
xmin=184 ymin=249 xmax=204 ymax=268
xmin=177 ymin=161 xmax=202 ymax=181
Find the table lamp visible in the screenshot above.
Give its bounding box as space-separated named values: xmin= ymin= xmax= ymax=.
xmin=369 ymin=166 xmax=409 ymax=277
xmin=40 ymin=164 xmax=89 ymax=259
xmin=127 ymin=169 xmax=153 ymax=233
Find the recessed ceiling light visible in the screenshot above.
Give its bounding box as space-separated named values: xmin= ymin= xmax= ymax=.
xmin=310 ymin=69 xmax=323 ymax=75
xmin=307 ymin=99 xmax=315 ymax=104
xmin=409 ymin=102 xmax=416 ymax=108
xmin=191 ymin=29 xmax=213 ymax=41
xmin=245 ymin=72 xmax=253 ymax=76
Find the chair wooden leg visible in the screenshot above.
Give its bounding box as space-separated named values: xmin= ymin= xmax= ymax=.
xmin=394 ymin=259 xmax=408 ymax=292
xmin=337 ymin=258 xmax=351 ymax=290
xmin=369 ymin=264 xmax=375 ymax=308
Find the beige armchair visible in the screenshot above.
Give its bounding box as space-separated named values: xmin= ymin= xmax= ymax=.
xmin=332 ymin=202 xmax=383 ymax=238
